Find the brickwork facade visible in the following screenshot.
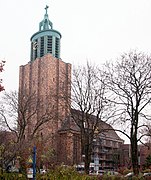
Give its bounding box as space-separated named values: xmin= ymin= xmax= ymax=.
xmin=19 ymin=54 xmax=71 ymax=164
xmin=19 ymin=53 xmax=125 ymax=168
xmin=18 ymin=7 xmax=125 ymax=168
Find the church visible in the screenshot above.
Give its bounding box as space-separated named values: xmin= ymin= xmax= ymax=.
xmin=19 ymin=6 xmax=124 ymax=171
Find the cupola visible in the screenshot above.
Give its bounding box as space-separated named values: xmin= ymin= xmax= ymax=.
xmin=30 ymin=5 xmax=61 ymax=61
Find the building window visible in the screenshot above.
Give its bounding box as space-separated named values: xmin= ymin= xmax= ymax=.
xmin=40 ymin=37 xmax=44 ymax=57
xmin=47 ymin=36 xmax=52 ymax=53
xmin=116 ymin=142 xmax=119 ymax=148
xmin=33 ymin=39 xmax=38 ymax=60
xmin=55 ymin=38 xmax=60 ymax=58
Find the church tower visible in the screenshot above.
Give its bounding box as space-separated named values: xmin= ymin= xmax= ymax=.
xmin=19 ymin=6 xmax=71 ymax=162
xmin=30 ymin=5 xmax=61 ymax=61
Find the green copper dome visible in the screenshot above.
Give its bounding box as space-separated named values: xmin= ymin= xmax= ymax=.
xmin=30 ymin=5 xmax=62 ymax=61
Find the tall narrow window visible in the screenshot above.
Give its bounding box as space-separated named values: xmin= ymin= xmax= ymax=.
xmin=55 ymin=38 xmax=60 ymax=58
xmin=47 ymin=36 xmax=52 ymax=53
xmin=32 ymin=39 xmax=38 ymax=60
xmin=31 ymin=42 xmax=33 ymax=61
xmin=40 ymin=37 xmax=44 ymax=57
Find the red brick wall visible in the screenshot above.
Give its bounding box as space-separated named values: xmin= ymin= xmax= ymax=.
xmin=19 ymin=54 xmax=71 ymax=163
xmin=57 ymin=131 xmax=81 ymax=165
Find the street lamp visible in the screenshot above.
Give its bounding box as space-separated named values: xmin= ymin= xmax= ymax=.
xmin=94 ymin=127 xmax=99 ymax=175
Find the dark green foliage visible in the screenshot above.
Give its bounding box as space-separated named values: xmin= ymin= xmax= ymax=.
xmin=0 ymin=172 xmax=26 ymax=179
xmin=145 ymin=154 xmax=151 ymax=168
xmin=36 ymin=165 xmax=98 ymax=179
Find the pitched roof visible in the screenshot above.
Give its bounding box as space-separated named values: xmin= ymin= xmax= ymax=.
xmin=59 ymin=109 xmax=124 ymax=142
xmin=58 ymin=115 xmax=80 ymax=132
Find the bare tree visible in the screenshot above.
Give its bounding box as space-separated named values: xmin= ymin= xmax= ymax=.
xmin=0 ymin=60 xmax=5 ymax=92
xmin=0 ymin=90 xmax=55 ymax=170
xmin=0 ymin=131 xmax=16 ymax=171
xmin=102 ymin=51 xmax=151 ymax=175
xmin=71 ymin=62 xmax=110 ymax=174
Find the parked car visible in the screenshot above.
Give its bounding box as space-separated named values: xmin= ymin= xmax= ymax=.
xmin=124 ymin=172 xmax=134 ymax=178
xmin=98 ymin=170 xmax=106 ymax=175
xmin=40 ymin=169 xmax=47 ymax=174
xmin=143 ymin=172 xmax=151 ymax=177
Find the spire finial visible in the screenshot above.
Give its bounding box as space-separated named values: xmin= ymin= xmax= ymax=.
xmin=45 ymin=5 xmax=49 ymax=15
xmin=39 ymin=5 xmax=53 ymax=31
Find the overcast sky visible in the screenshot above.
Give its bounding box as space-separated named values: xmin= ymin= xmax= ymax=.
xmin=1 ymin=0 xmax=150 ymax=143
xmin=0 ymin=0 xmax=151 ymax=91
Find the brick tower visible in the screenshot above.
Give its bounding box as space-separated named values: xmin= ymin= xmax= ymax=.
xmin=19 ymin=6 xmax=71 ymax=164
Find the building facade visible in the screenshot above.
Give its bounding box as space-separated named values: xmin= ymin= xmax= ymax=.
xmin=120 ymin=144 xmax=151 ymax=170
xmin=19 ymin=6 xmax=71 ymax=165
xmin=91 ymin=122 xmax=124 ymax=172
xmin=19 ymin=6 xmax=124 ymax=169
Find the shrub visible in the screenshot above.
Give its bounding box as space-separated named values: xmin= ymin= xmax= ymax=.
xmin=36 ymin=165 xmax=98 ymax=180
xmin=122 ymin=168 xmax=132 ymax=175
xmin=113 ymin=176 xmax=124 ymax=180
xmin=0 ymin=172 xmax=26 ymax=179
xmin=132 ymin=176 xmax=139 ymax=180
xmin=142 ymin=169 xmax=151 ymax=173
xmin=102 ymin=174 xmax=113 ymax=180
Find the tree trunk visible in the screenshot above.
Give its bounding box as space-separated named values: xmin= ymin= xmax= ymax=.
xmin=84 ymin=145 xmax=91 ymax=174
xmin=131 ymin=133 xmax=139 ymax=175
